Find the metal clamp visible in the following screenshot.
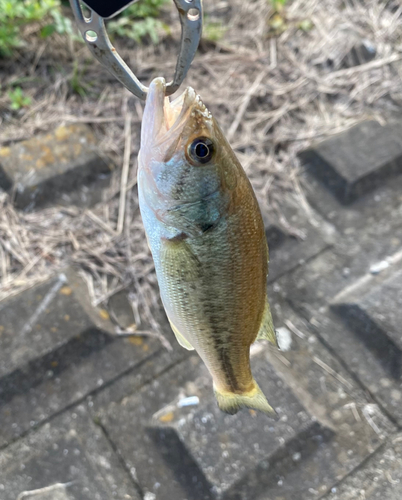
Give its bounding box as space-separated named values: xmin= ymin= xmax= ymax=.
xmin=69 ymin=0 xmax=203 ymax=100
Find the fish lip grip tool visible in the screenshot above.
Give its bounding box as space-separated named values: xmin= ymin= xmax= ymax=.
xmin=69 ymin=0 xmax=203 ymax=100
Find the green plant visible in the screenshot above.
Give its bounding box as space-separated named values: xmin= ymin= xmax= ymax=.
xmin=68 ymin=60 xmax=93 ymax=97
xmin=0 ymin=0 xmax=169 ymax=57
xmin=41 ymin=8 xmax=74 ymax=38
xmin=298 ymin=18 xmax=313 ymax=32
xmin=267 ymin=0 xmax=289 ymax=35
xmin=0 ymin=0 xmax=73 ymax=57
xmin=270 ymin=0 xmax=288 ymax=12
xmin=203 ymin=21 xmax=227 ymax=43
xmin=107 ymin=0 xmax=170 ymax=44
xmin=124 ymin=0 xmax=169 ymax=19
xmin=8 ymin=86 xmax=32 ymax=110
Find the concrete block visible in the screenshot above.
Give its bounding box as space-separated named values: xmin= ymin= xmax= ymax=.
xmin=0 ymin=124 xmax=112 ymax=210
xmin=0 ymin=269 xmax=162 ymax=446
xmin=98 ymin=301 xmax=393 ymax=499
xmin=299 ymin=121 xmax=402 ymax=204
xmin=0 ymin=406 xmax=141 ymax=500
xmin=332 ymin=269 xmax=402 ymax=379
xmin=323 ymin=432 xmax=402 ymax=500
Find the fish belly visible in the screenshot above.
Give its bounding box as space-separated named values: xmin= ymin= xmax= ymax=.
xmin=159 ymin=206 xmax=267 ymax=394
xmin=139 ymin=182 xmax=276 ymax=415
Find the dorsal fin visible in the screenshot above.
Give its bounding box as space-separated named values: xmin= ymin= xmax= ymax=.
xmin=256 ymin=300 xmax=278 ymax=347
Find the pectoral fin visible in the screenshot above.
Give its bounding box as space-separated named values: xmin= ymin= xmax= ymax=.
xmin=160 ymin=236 xmax=201 ymax=282
xmin=256 ymin=300 xmax=278 ymax=347
xmin=168 ymin=319 xmax=194 ymax=351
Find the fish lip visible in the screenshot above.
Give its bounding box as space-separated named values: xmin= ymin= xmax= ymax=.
xmin=142 ymin=77 xmax=198 ymax=149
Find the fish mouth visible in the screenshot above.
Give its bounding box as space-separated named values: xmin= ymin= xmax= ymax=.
xmin=141 ymin=77 xmax=210 ymax=151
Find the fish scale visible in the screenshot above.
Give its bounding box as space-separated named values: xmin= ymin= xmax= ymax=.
xmin=138 ymin=77 xmax=278 ymax=416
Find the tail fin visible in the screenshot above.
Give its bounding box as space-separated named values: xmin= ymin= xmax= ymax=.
xmin=214 ymin=381 xmax=277 ymax=417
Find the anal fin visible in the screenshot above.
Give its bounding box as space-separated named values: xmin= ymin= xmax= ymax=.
xmin=169 ymin=319 xmax=194 ymax=351
xmin=256 ymin=300 xmax=278 ymax=348
xmin=160 ymin=237 xmax=198 ymax=351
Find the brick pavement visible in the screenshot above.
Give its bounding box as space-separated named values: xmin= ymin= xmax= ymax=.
xmin=0 ymin=119 xmax=401 ymax=499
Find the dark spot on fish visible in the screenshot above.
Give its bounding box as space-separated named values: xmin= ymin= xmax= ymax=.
xmin=202 ymin=299 xmax=241 ymax=392
xmin=198 ymin=222 xmax=216 ymax=233
xmin=216 ymin=344 xmax=241 ymax=393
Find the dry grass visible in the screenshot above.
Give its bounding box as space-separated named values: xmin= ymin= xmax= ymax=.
xmin=1 ymin=0 xmax=402 ymax=328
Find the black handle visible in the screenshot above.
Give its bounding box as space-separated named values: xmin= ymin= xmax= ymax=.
xmin=81 ymin=0 xmax=138 ymax=19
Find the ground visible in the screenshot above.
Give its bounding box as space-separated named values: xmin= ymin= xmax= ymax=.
xmin=0 ymin=0 xmax=402 ymax=499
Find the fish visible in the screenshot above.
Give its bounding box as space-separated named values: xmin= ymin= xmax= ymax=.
xmin=138 ymin=77 xmax=278 ymax=416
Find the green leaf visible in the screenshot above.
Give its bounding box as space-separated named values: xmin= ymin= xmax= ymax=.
xmin=0 ymin=0 xmax=67 ymax=57
xmin=0 ymin=0 xmax=168 ymax=56
xmin=203 ymin=21 xmax=227 ymax=43
xmin=8 ymin=86 xmax=31 ymax=110
xmin=298 ymin=19 xmax=314 ymax=32
xmin=40 ymin=23 xmax=56 ymax=38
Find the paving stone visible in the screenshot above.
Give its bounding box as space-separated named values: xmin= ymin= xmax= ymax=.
xmin=88 ymin=345 xmax=191 ymax=414
xmin=261 ymin=212 xmax=287 ymax=250
xmin=298 ymin=261 xmax=402 ymax=426
xmin=281 ymin=134 xmax=402 ymax=317
xmin=97 ymin=298 xmax=393 ymax=500
xmin=259 ymin=194 xmax=334 ymax=283
xmin=260 ymin=300 xmax=394 ymax=499
xmin=0 ymin=271 xmax=114 ymax=378
xmin=99 ymin=354 xmax=329 ymax=500
xmin=323 ymin=433 xmax=402 ymax=500
xmin=0 ymin=269 xmax=165 ymax=447
xmin=273 ymin=177 xmax=402 ymax=425
xmin=278 ymin=271 xmax=402 ymax=425
xmin=149 ymin=356 xmax=330 ymax=499
xmin=275 ymin=179 xmax=402 ymax=319
xmin=0 ymin=125 xmax=112 ymax=210
xmin=310 ymin=304 xmax=402 ymax=425
xmin=299 ymin=120 xmax=402 ymax=204
xmin=300 ymin=151 xmax=402 ymax=234
xmin=331 ymin=269 xmax=402 ymax=379
xmin=0 ymin=405 xmax=141 ymax=500
xmin=1 ymin=114 xmax=401 ymax=500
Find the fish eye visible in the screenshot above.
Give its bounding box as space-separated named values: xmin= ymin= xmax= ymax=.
xmin=188 ymin=137 xmax=214 ymax=164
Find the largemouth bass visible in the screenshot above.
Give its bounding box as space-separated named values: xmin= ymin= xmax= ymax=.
xmin=138 ymin=77 xmax=278 ymax=415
